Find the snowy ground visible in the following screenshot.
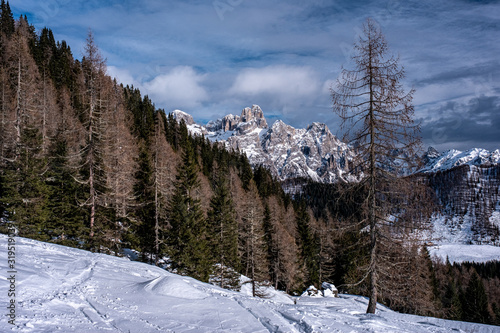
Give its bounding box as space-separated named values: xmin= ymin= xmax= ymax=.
xmin=1 ymin=235 xmax=499 ymax=332
xmin=430 ymin=244 xmax=500 ymax=264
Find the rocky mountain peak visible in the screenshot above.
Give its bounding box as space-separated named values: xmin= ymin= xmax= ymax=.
xmin=236 ymin=105 xmax=268 ymax=134
xmin=171 ymin=110 xmax=195 ymax=125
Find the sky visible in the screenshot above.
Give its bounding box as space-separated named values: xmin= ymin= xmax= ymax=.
xmin=10 ymin=0 xmax=500 ymax=152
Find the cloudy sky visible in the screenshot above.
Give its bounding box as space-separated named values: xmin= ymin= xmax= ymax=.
xmin=11 ymin=0 xmax=500 ymax=152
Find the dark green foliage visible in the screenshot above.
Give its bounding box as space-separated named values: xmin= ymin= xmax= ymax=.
xmin=238 ymin=154 xmax=253 ymax=190
xmin=254 ymin=165 xmax=282 ymax=198
xmin=433 ymin=260 xmax=500 ymax=325
xmin=442 ymin=279 xmax=463 ymax=320
xmin=295 ymin=201 xmax=320 ymax=288
xmin=44 ymin=137 xmax=88 ymax=247
xmin=0 ymin=0 xmax=14 ymax=38
xmin=0 ymin=128 xmax=50 ymax=240
xmin=262 ymin=204 xmax=279 ymax=288
xmin=463 ymin=272 xmax=490 ymax=324
xmin=166 ymin=140 xmax=212 ymax=282
xmin=207 ymin=170 xmax=240 ymax=289
xmin=134 ymin=146 xmax=156 ymax=262
xmin=459 ymin=261 xmax=500 ymax=280
xmin=124 ymin=87 xmax=156 ymax=142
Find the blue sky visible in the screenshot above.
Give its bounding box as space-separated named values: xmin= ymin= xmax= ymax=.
xmin=11 ymin=0 xmax=500 ymax=152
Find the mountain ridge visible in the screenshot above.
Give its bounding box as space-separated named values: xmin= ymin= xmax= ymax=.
xmin=172 ymin=105 xmax=500 ymax=180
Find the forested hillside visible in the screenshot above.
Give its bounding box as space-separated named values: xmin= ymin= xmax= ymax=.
xmin=0 ymin=5 xmax=498 ymax=325
xmin=0 ymin=6 xmax=322 ymax=296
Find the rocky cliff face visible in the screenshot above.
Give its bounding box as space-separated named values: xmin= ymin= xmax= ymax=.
xmin=424 ymin=163 xmax=500 ymax=245
xmin=204 ymin=105 xmax=355 ymax=183
xmin=415 ymin=147 xmax=500 ymax=245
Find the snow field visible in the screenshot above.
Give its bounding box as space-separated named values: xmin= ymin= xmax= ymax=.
xmin=1 ymin=234 xmax=498 ymax=332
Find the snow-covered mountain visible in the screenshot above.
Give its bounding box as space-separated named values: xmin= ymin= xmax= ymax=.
xmin=420 ymin=147 xmax=500 ymax=173
xmin=2 ymin=234 xmax=497 ymax=332
xmin=175 ymin=105 xmax=356 ymax=183
xmin=173 ymin=106 xmax=500 ymax=182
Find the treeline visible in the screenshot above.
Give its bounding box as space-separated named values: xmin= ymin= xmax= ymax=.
xmin=433 ymin=259 xmax=500 ymax=325
xmin=0 ymin=6 xmax=323 ymax=296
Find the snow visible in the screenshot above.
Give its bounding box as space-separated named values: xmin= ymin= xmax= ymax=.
xmin=1 ymin=235 xmax=498 ymax=332
xmin=419 ymin=148 xmax=499 ymax=173
xmin=429 ymin=212 xmax=500 ymax=246
xmin=430 ymin=244 xmax=500 ymax=264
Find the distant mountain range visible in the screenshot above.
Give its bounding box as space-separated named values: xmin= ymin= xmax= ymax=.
xmin=172 ymin=105 xmax=500 ymax=246
xmin=172 ymin=105 xmax=500 ymax=181
xmin=173 ymin=105 xmax=355 ymax=183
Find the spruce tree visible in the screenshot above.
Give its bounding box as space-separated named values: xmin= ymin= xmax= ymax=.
xmin=296 ymin=201 xmax=320 ymax=288
xmin=0 ymin=128 xmax=50 ymax=240
xmin=166 ymin=139 xmax=211 ymax=282
xmin=45 ymin=136 xmax=88 ymax=246
xmin=463 ymin=272 xmax=490 ymax=324
xmin=0 ymin=0 xmax=14 ymax=38
xmin=207 ymin=167 xmax=240 ymax=289
xmin=134 ymin=146 xmax=156 ymax=262
xmin=262 ymin=203 xmax=279 ymax=287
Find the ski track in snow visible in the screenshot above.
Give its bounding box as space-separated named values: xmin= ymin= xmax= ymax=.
xmin=1 ymin=235 xmax=499 ymax=332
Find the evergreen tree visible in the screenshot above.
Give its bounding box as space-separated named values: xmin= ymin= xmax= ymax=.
xmin=296 ymin=201 xmax=320 ymax=288
xmin=166 ymin=139 xmax=211 ymax=282
xmin=0 ymin=1 xmax=14 ymax=38
xmin=0 ymin=128 xmax=50 ymax=239
xmin=462 ymin=272 xmax=490 ymax=324
xmin=238 ymin=154 xmax=253 ymax=190
xmin=443 ymin=279 xmax=463 ymax=320
xmin=134 ymin=146 xmax=156 ymax=262
xmin=207 ymin=166 xmax=240 ymax=289
xmin=45 ymin=136 xmax=88 ymax=246
xmin=262 ymin=203 xmax=279 ymax=287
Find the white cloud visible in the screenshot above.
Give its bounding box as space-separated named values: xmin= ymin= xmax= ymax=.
xmin=107 ymin=66 xmax=138 ymax=87
xmin=143 ymin=66 xmax=208 ymax=109
xmin=229 ymin=66 xmax=320 ymax=103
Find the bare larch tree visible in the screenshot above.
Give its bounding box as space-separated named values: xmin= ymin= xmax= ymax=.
xmin=331 ymin=18 xmax=423 ymax=314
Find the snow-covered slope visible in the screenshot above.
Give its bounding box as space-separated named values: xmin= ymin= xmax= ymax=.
xmin=420 ymin=147 xmax=500 ymax=173
xmin=1 ymin=234 xmax=498 ymax=332
xmin=430 ymin=244 xmax=500 ymax=264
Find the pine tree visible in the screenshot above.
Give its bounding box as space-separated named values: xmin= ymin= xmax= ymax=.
xmin=296 ymin=201 xmax=320 ymax=288
xmin=262 ymin=203 xmax=279 ymax=287
xmin=0 ymin=1 xmax=14 ymax=39
xmin=1 ymin=127 xmax=50 ymax=239
xmin=207 ymin=165 xmax=240 ymax=290
xmin=462 ymin=272 xmax=490 ymax=324
xmin=134 ymin=146 xmax=156 ymax=261
xmin=443 ymin=279 xmax=462 ymax=320
xmin=166 ymin=139 xmax=212 ymax=282
xmin=45 ymin=136 xmax=88 ymax=246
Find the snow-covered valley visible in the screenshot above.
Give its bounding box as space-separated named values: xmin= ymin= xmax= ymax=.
xmin=1 ymin=234 xmax=499 ymax=333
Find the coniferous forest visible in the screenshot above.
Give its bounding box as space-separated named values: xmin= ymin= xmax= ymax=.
xmin=0 ymin=4 xmax=498 ymax=325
